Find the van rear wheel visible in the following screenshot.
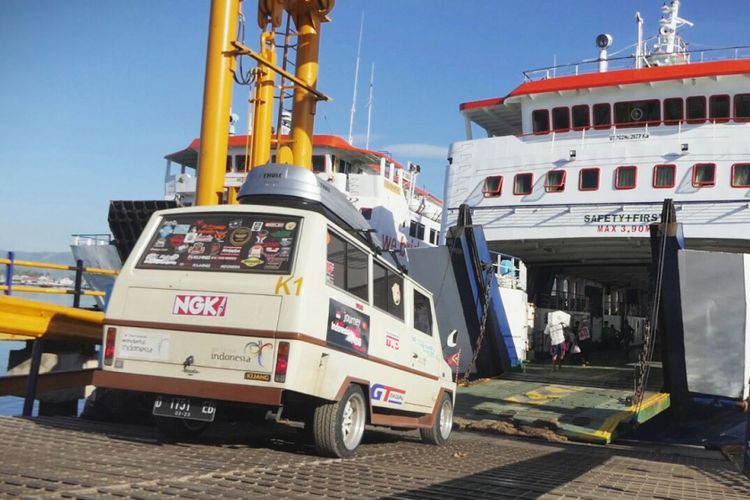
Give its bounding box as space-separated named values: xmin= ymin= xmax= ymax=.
xmin=312 ymin=385 xmax=367 ymax=458
xmin=420 ymin=393 xmax=453 ymax=445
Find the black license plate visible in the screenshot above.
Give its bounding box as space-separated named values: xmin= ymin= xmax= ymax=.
xmin=152 ymin=395 xmax=216 ymax=422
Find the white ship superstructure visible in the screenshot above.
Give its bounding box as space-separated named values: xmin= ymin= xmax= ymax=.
xmin=444 ymin=0 xmax=750 ymax=337
xmin=164 ymin=134 xmax=442 ymax=259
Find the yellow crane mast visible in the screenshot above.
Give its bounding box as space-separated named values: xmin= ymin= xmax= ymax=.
xmin=195 ymin=0 xmax=334 ymax=206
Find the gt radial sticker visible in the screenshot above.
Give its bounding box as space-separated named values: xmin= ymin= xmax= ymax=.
xmin=326 ymin=299 xmax=369 ymax=354
xmin=172 ymin=294 xmax=228 ymax=317
xmin=370 ymin=383 xmax=405 ymax=405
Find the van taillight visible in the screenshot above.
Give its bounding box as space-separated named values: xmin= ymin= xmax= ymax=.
xmin=274 ymin=342 xmax=289 ymax=383
xmin=104 ymin=327 xmax=117 ymax=366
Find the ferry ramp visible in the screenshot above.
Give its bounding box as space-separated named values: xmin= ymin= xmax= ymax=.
xmin=0 ymin=415 xmax=747 ymax=499
xmin=454 ymin=362 xmax=668 ymax=445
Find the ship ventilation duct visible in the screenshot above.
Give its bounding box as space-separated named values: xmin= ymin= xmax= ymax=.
xmin=596 ymin=34 xmax=613 ymax=72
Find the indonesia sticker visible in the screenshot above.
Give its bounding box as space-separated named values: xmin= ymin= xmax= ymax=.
xmin=326 ymin=299 xmax=369 ymax=354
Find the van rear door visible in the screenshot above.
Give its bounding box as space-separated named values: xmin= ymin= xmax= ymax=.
xmin=109 ymin=211 xmax=303 ymax=377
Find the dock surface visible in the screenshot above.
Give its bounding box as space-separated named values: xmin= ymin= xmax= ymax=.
xmin=0 ymin=416 xmax=747 ymax=499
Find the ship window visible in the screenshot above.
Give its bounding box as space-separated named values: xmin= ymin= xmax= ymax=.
xmin=731 ymin=163 xmax=750 ymax=188
xmin=532 ymin=109 xmax=550 ymax=134
xmin=338 ymin=159 xmax=352 ymax=173
xmin=226 ymin=155 xmax=233 ymax=172
xmin=429 ymin=228 xmax=439 ymax=245
xmin=579 ymin=168 xmax=600 ymax=191
xmin=513 ymin=173 xmax=533 ymax=195
xmin=312 ymin=155 xmax=326 ymax=173
xmin=413 ymin=290 xmax=433 ymax=336
xmin=327 ymin=230 xmax=369 ymax=302
xmin=552 ymin=107 xmax=570 ymax=131
xmin=735 ymin=94 xmax=750 ymax=121
xmin=692 ymin=163 xmax=716 ymax=188
xmin=409 ymin=220 xmax=425 ymax=240
xmin=545 ymin=170 xmax=566 ymax=193
xmin=592 ymin=103 xmax=611 ymax=129
xmin=235 ymin=155 xmax=247 ymax=170
xmin=572 ymin=105 xmax=590 ymax=130
xmin=709 ymin=95 xmax=730 ymax=123
xmin=663 ymin=98 xmax=683 ymax=125
xmin=653 ymin=164 xmax=676 ymax=188
xmin=614 ymin=99 xmax=660 ymax=127
xmin=615 ymin=166 xmax=637 ymax=190
xmin=373 ymin=262 xmax=404 ymax=320
xmin=686 ymin=96 xmax=707 ymax=123
xmin=482 ymin=175 xmax=503 ymax=197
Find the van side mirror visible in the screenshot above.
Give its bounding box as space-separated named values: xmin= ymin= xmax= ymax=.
xmin=446 ymin=329 xmax=458 ymax=348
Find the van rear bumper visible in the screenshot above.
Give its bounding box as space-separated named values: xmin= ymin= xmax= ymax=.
xmin=93 ymin=370 xmax=282 ymax=406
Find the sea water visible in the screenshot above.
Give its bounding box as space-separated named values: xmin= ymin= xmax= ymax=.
xmin=1 ymin=292 xmax=97 ymax=416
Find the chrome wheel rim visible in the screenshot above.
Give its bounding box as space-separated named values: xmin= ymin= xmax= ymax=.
xmin=439 ymin=399 xmax=453 ymax=440
xmin=341 ymin=392 xmax=366 ymax=450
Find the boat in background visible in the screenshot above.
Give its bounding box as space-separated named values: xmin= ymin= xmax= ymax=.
xmin=162 ymin=134 xmax=442 ymax=261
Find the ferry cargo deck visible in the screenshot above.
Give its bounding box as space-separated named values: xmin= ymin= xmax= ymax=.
xmin=0 ymin=415 xmax=747 ymax=499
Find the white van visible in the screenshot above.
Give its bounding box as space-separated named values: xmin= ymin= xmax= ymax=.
xmin=93 ymin=165 xmax=456 ymax=458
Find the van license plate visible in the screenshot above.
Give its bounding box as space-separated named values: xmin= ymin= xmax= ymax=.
xmin=152 ymin=396 xmax=216 ymax=422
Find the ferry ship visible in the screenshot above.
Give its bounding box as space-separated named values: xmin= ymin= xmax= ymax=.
xmin=160 ymin=134 xmax=442 ymax=261
xmin=443 ymin=0 xmax=750 ymax=347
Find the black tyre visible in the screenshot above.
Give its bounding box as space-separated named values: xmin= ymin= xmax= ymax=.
xmin=154 ymin=416 xmax=209 ymax=440
xmin=420 ymin=393 xmax=453 ymax=445
xmin=312 ymin=385 xmax=367 ymax=458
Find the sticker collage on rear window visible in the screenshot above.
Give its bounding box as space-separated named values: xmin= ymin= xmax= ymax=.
xmin=137 ymin=213 xmax=301 ymax=274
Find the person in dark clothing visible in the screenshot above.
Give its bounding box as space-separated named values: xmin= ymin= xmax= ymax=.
xmin=577 ymin=321 xmax=592 ymax=366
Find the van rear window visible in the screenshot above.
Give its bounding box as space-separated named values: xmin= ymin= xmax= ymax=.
xmin=137 ymin=213 xmax=301 ymax=274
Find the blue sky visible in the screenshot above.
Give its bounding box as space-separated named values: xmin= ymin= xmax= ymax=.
xmin=1 ymin=0 xmax=747 ymax=252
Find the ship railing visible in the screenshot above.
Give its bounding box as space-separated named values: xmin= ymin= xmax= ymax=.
xmin=604 ymin=300 xmax=647 ymax=317
xmin=490 ymin=251 xmax=527 ymax=292
xmin=522 ymin=45 xmax=750 ymax=82
xmin=537 ymin=292 xmax=589 ymax=313
xmin=1 ymin=251 xmax=118 ymax=305
xmin=1 ymin=251 xmax=117 ymax=416
xmin=71 ymin=233 xmax=112 ymax=246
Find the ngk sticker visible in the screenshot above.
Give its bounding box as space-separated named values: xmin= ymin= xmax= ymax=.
xmin=173 ymin=295 xmax=228 ymax=317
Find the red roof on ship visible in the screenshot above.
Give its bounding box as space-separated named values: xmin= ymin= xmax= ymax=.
xmin=460 ymin=59 xmax=750 ymax=110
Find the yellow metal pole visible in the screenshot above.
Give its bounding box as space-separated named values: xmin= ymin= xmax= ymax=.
xmin=288 ymin=2 xmax=331 ymax=169
xmin=195 ymin=0 xmax=240 ymax=206
xmin=249 ymin=31 xmax=277 ymax=169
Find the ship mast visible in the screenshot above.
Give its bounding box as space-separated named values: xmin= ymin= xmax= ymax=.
xmin=347 ymin=13 xmax=364 ymax=146
xmin=195 ymin=0 xmax=334 ymax=206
